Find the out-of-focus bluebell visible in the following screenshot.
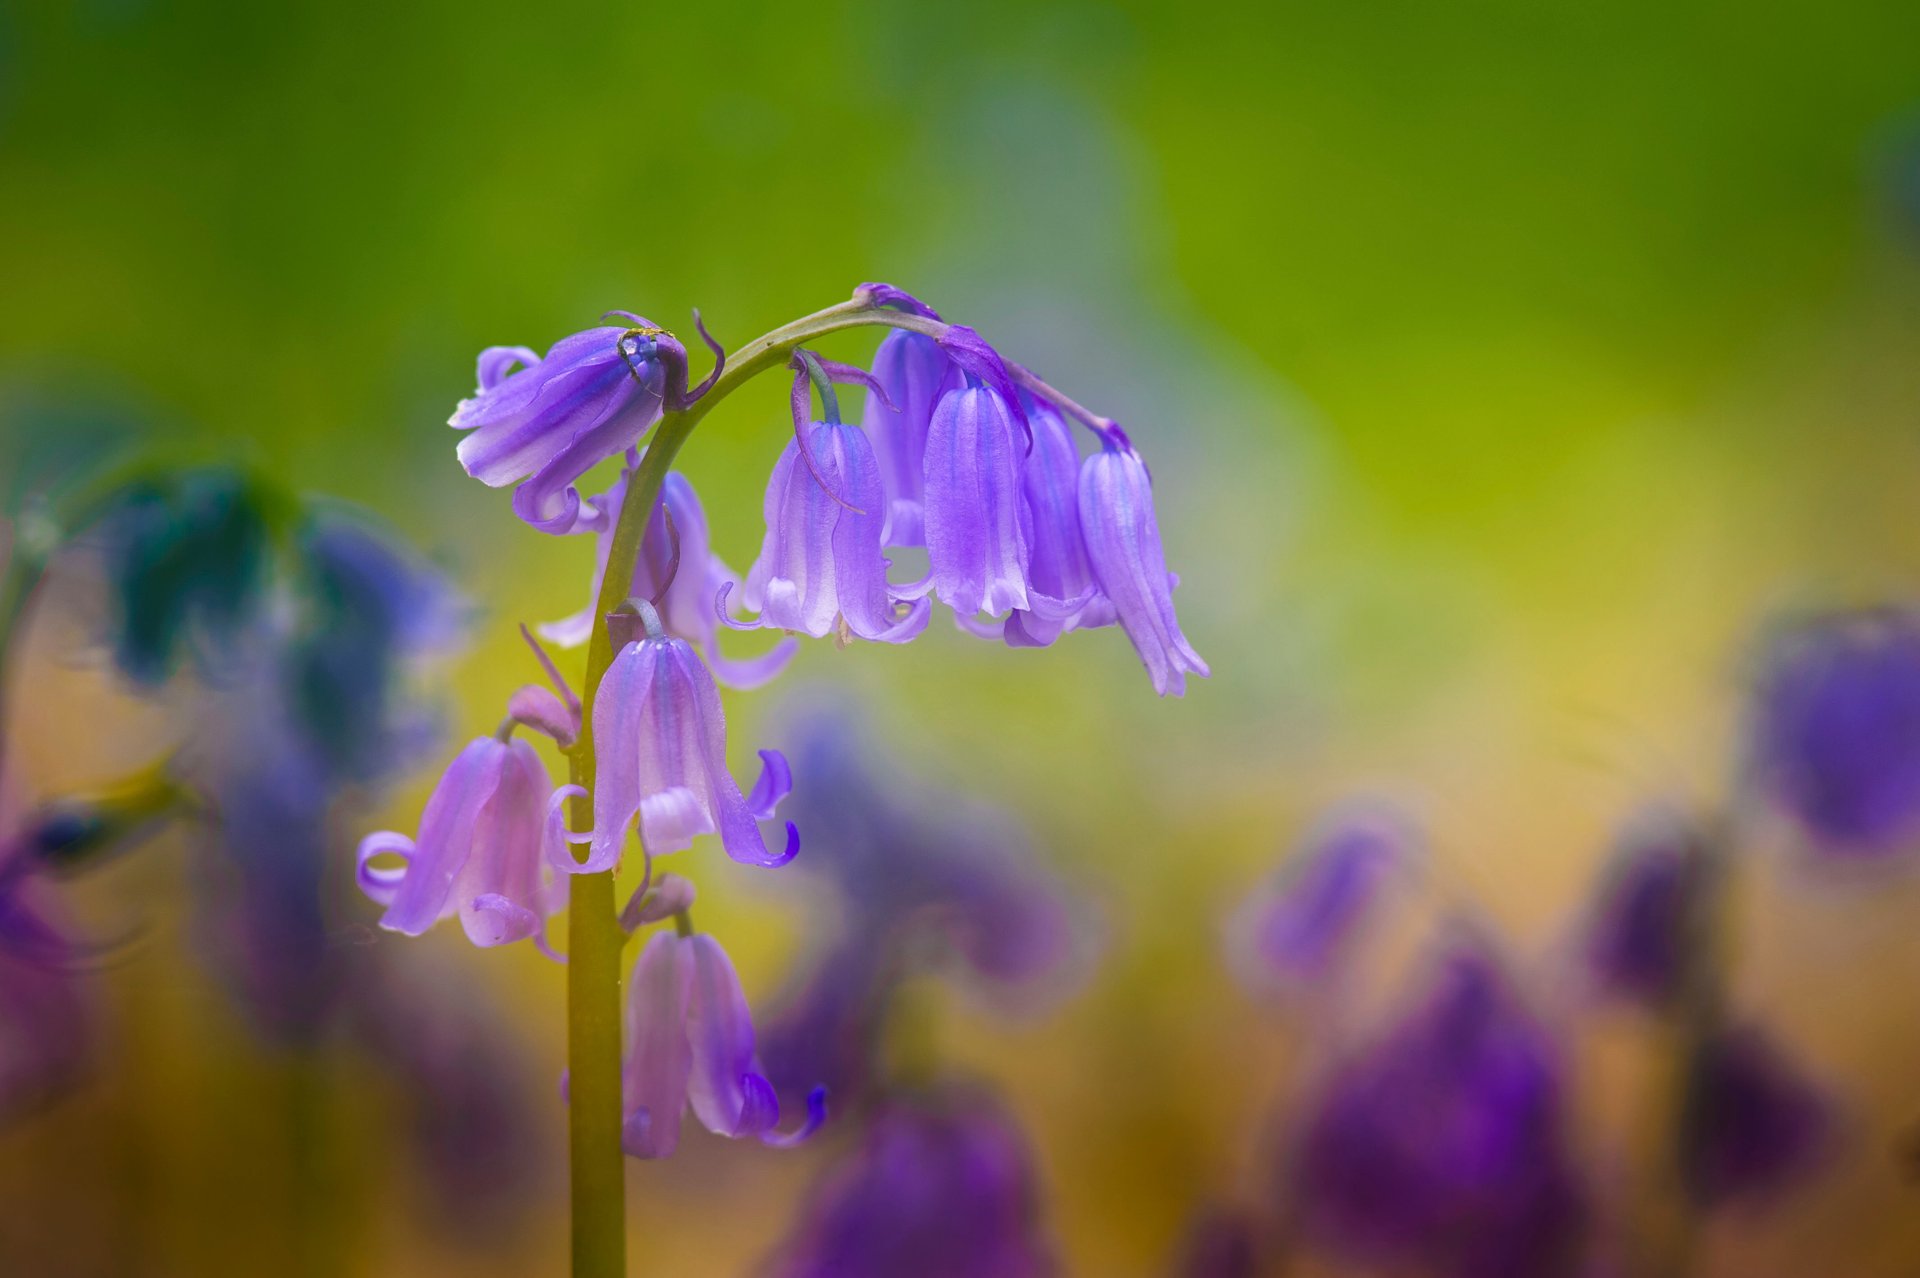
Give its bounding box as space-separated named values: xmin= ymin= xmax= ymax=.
xmin=757 ymin=702 xmax=1092 ymax=1110
xmin=1578 ymin=807 xmax=1714 ymax=1011
xmin=1166 ymin=1203 xmax=1260 ymax=1278
xmin=1748 ymin=609 xmax=1920 ymax=858
xmin=765 ymin=1080 xmax=1057 ymax=1278
xmin=350 ymin=949 xmax=553 ymax=1240
xmin=1679 ymin=1022 xmax=1833 ymax=1211
xmin=1286 ymin=935 xmax=1587 ymax=1278
xmin=1225 ymin=805 xmax=1413 ymax=996
xmin=0 ymin=882 xmax=92 ymax=1123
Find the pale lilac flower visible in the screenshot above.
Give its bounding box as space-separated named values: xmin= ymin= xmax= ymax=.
xmin=1078 ymin=437 xmax=1209 ymax=696
xmin=451 ymin=318 xmax=671 ymax=534
xmin=587 ymin=612 xmax=797 ymax=872
xmin=863 ymin=330 xmax=958 ymax=548
xmin=539 ymin=469 xmax=796 ymax=688
xmin=620 ymin=928 xmax=824 ymax=1159
xmin=737 ymin=416 xmax=930 ymax=643
xmin=768 ymin=1081 xmax=1056 ymax=1278
xmin=1749 ymin=609 xmax=1920 ymax=857
xmin=355 ymin=735 xmax=566 ymax=949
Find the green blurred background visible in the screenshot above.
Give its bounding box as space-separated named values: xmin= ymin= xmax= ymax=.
xmin=4 ymin=0 xmax=1920 ymax=1273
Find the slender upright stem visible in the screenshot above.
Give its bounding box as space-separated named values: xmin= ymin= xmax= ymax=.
xmin=560 ymin=294 xmax=941 ymax=1277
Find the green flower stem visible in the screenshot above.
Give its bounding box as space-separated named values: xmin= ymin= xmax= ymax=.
xmin=560 ymin=292 xmax=941 ymax=1278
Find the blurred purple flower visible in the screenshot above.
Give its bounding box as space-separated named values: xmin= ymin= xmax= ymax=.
xmin=1680 ymin=1023 xmax=1832 ymax=1210
xmin=1750 ymin=609 xmax=1920 ymax=856
xmin=0 ymin=886 xmax=91 ymax=1123
xmin=1167 ymin=1204 xmax=1260 ymax=1278
xmin=1079 ymin=437 xmax=1209 ymax=697
xmin=767 ymin=1082 xmax=1056 ymax=1278
xmin=355 ymin=734 xmax=565 ymax=950
xmin=587 ymin=612 xmax=797 ymax=872
xmin=539 ymin=469 xmax=796 ymax=688
xmin=1580 ymin=809 xmax=1713 ymax=1010
xmin=620 ymin=928 xmax=825 ymax=1159
xmin=1228 ymin=807 xmax=1411 ymax=990
xmin=863 ymin=330 xmax=958 ymax=548
xmin=451 ymin=319 xmax=670 ymax=534
xmin=1289 ymin=938 xmax=1587 ymax=1278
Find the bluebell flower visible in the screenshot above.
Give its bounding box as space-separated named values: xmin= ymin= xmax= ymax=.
xmin=767 ymin=1081 xmax=1057 ymax=1278
xmin=863 ymin=329 xmax=958 ymax=548
xmin=1580 ymin=807 xmax=1712 ymax=1010
xmin=1288 ymin=936 xmax=1587 ymax=1278
xmin=1679 ymin=1023 xmax=1832 ymax=1210
xmin=1078 ymin=436 xmax=1208 ymax=697
xmin=1750 ymin=609 xmax=1920 ymax=856
xmin=451 ymin=317 xmax=674 ymax=534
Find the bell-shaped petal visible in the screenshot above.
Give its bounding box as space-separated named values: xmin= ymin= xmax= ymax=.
xmin=589 ymin=634 xmax=798 ymax=870
xmin=621 ymin=931 xmax=826 ymax=1160
xmin=355 ymin=736 xmax=560 ymax=947
xmin=540 ymin=469 xmax=797 ymax=689
xmin=741 ymin=421 xmax=929 ymax=644
xmin=923 ymin=386 xmax=1032 ymax=618
xmin=998 ymin=400 xmax=1104 ymax=648
xmin=863 ymin=330 xmax=958 ymax=548
xmin=1078 ymin=439 xmax=1209 ymax=696
xmin=1750 ymin=609 xmax=1920 ymax=857
xmin=621 ymin=930 xmax=695 ymax=1159
xmin=451 ymin=324 xmax=669 ymax=534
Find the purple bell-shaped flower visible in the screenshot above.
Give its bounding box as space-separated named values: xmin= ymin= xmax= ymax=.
xmin=451 ymin=316 xmax=673 ymax=534
xmin=621 ymin=927 xmax=825 ymax=1159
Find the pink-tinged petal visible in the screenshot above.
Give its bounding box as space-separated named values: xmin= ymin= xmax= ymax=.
xmin=377 ymin=739 xmax=506 ymax=936
xmin=924 ymin=386 xmax=1032 ymax=617
xmin=1078 ymin=441 xmax=1209 ymax=697
xmin=670 ymin=642 xmax=781 ymax=866
xmin=745 ymin=749 xmax=793 ymax=821
xmin=588 ymin=640 xmax=658 ymax=872
xmin=543 ymin=784 xmax=594 ymax=876
xmin=537 ymin=606 xmax=596 ymax=650
xmin=450 ymin=739 xmax=555 ymax=947
xmin=354 ymin=831 xmax=414 ymax=906
xmin=507 ymin=684 xmax=578 ymax=746
xmin=621 ymin=932 xmax=694 ymax=1159
xmin=685 ymin=934 xmax=764 ymax=1138
xmin=624 ymin=872 xmax=697 ymax=929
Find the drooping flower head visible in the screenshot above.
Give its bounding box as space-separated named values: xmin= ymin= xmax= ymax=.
xmin=734 ymin=355 xmax=930 ymax=644
xmin=1679 ymin=1023 xmax=1833 ymax=1211
xmin=452 ymin=317 xmax=679 ymax=534
xmin=620 ymin=927 xmax=824 ymax=1159
xmin=1288 ymin=936 xmax=1587 ymax=1278
xmin=1079 ymin=435 xmax=1209 ymax=697
xmin=1580 ymin=807 xmax=1715 ymax=1010
xmin=1748 ymin=608 xmax=1920 ymax=857
xmin=356 ymin=732 xmax=567 ymax=951
xmin=1227 ymin=805 xmax=1412 ymax=992
xmin=766 ymin=1081 xmax=1057 ymax=1278
xmin=587 ymin=605 xmax=796 ymax=872
xmin=539 ymin=468 xmax=796 ymax=688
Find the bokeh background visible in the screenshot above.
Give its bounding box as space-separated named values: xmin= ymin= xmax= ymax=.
xmin=4 ymin=1 xmax=1920 ymax=1274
